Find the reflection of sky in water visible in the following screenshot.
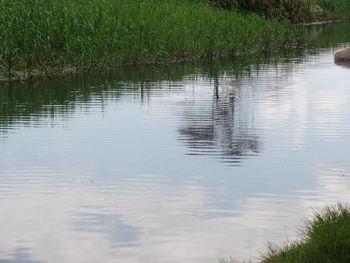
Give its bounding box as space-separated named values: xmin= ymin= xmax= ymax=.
xmin=1 ymin=44 xmax=350 ymax=262
xmin=74 ymin=213 xmax=140 ymax=247
xmin=0 ymin=247 xmax=45 ymax=263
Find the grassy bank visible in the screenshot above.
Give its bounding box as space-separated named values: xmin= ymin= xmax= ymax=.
xmin=221 ymin=204 xmax=350 ymax=263
xmin=0 ymin=0 xmax=304 ymax=81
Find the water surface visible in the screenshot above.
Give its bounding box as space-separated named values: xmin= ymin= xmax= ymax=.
xmin=1 ymin=23 xmax=350 ymax=263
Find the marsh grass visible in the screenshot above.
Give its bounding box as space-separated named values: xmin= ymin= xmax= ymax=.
xmin=0 ymin=0 xmax=304 ymax=80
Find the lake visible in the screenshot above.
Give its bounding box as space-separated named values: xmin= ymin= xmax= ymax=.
xmin=1 ymin=23 xmax=350 ymax=263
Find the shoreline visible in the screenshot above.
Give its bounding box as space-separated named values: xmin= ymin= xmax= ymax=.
xmin=0 ymin=45 xmax=301 ymax=84
xmin=0 ymin=53 xmax=230 ymax=84
xmin=301 ymin=19 xmax=349 ymax=26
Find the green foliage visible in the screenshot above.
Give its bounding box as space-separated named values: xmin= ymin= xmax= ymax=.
xmin=208 ymin=0 xmax=315 ymax=22
xmin=316 ymin=0 xmax=350 ymax=19
xmin=0 ymin=0 xmax=304 ymax=80
xmin=208 ymin=0 xmax=350 ymax=22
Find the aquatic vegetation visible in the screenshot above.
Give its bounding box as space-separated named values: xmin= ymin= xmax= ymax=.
xmin=0 ymin=0 xmax=304 ymax=80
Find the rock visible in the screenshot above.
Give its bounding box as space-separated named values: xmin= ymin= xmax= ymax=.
xmin=335 ymin=48 xmax=350 ymax=63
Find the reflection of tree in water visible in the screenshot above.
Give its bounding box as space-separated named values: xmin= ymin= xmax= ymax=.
xmin=0 ymin=50 xmax=303 ymax=139
xmin=0 ymin=50 xmax=304 ymax=147
xmin=0 ymin=67 xmax=175 ymax=139
xmin=176 ymin=48 xmax=310 ymax=165
xmin=0 ymin=246 xmax=45 ymax=263
xmin=178 ymin=76 xmax=260 ymax=165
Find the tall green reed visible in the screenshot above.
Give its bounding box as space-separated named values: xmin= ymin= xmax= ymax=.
xmin=0 ymin=0 xmax=304 ymax=80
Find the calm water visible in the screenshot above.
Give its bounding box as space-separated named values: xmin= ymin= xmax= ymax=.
xmin=1 ymin=23 xmax=350 ymax=263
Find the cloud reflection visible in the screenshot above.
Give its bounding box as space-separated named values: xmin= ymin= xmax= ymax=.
xmin=1 ymin=162 xmax=350 ymax=263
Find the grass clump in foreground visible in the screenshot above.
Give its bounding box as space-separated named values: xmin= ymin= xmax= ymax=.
xmin=0 ymin=0 xmax=304 ymax=80
xmin=263 ymin=204 xmax=350 ymax=263
xmin=221 ymin=204 xmax=350 ymax=263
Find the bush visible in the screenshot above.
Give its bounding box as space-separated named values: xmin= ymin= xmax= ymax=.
xmin=208 ymin=0 xmax=314 ymax=23
xmin=208 ymin=0 xmax=350 ymax=22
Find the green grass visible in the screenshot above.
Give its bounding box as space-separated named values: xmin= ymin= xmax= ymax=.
xmin=262 ymin=204 xmax=350 ymax=263
xmin=0 ymin=0 xmax=304 ymax=80
xmin=221 ymin=204 xmax=350 ymax=263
